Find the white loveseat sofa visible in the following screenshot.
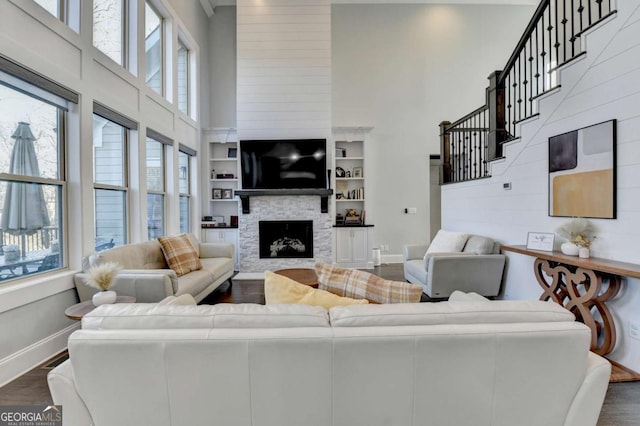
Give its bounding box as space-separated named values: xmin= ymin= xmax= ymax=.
xmin=48 ymin=300 xmax=610 ymax=426
xmin=74 ymin=234 xmax=234 ymax=303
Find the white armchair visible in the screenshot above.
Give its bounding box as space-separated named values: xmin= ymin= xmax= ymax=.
xmin=403 ymin=231 xmax=506 ymax=298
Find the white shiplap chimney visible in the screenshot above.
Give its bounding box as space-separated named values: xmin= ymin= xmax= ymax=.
xmin=236 ymin=0 xmax=332 ymax=140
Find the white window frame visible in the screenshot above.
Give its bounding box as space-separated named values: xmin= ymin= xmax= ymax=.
xmin=93 ymin=113 xmax=130 ymax=247
xmin=177 ymin=27 xmax=198 ymax=120
xmin=144 ymin=0 xmax=166 ymax=97
xmin=92 ymin=0 xmax=128 ymax=68
xmin=176 ymin=37 xmax=190 ymax=116
xmin=0 ymin=83 xmax=68 ymax=281
xmin=146 ymin=136 xmax=166 ymax=240
xmin=178 ymin=148 xmax=191 ymax=233
xmin=32 ymin=0 xmax=80 ymax=32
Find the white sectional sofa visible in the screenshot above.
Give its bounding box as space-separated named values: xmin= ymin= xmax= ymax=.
xmin=48 ymin=300 xmax=610 ymax=426
xmin=74 ymin=233 xmax=234 ymax=303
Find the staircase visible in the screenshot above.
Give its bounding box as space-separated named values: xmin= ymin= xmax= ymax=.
xmin=440 ymin=0 xmax=616 ymax=184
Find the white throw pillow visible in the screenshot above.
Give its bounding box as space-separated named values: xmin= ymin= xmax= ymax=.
xmin=449 ymin=291 xmax=490 ymax=302
xmin=424 ymin=230 xmax=469 ymax=260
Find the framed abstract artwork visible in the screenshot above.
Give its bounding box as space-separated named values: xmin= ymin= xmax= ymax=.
xmin=548 ymin=120 xmax=616 ymax=218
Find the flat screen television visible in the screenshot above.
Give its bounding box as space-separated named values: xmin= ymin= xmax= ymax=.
xmin=240 ymin=139 xmax=327 ymax=190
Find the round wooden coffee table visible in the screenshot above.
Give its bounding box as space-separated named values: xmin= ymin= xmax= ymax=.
xmin=65 ymin=296 xmax=136 ymax=320
xmin=273 ymin=268 xmax=319 ymax=288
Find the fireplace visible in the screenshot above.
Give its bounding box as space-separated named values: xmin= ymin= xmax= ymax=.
xmin=259 ymin=220 xmax=313 ymax=259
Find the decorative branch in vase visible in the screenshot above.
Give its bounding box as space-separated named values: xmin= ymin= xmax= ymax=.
xmin=556 ymin=218 xmax=597 ymax=258
xmin=84 ymin=262 xmax=122 ymax=306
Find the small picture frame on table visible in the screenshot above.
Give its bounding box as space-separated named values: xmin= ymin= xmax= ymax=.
xmin=526 ymin=232 xmax=555 ymax=251
xmin=212 ymin=188 xmax=222 ymax=199
xmin=222 ymin=189 xmax=233 ymax=199
xmin=353 ymin=167 xmax=363 ymax=178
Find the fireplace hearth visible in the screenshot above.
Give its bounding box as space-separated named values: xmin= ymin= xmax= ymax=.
xmin=259 ymin=220 xmax=313 ymax=259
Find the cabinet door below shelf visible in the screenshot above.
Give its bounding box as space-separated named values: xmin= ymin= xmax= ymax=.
xmin=334 ymin=227 xmax=372 ymax=269
xmin=335 ymin=229 xmax=353 ymax=264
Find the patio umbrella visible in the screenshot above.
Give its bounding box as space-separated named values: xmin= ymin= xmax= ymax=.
xmin=1 ymin=122 xmax=50 ymax=258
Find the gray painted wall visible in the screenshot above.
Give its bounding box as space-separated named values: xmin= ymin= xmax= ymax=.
xmin=0 ymin=290 xmax=76 ymax=360
xmin=331 ymin=4 xmax=535 ymax=256
xmin=209 ymin=6 xmax=237 ymax=128
xmin=442 ymin=0 xmax=640 ymax=372
xmin=206 ymin=4 xmax=535 ymax=257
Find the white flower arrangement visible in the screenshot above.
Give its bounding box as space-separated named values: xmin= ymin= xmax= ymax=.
xmin=556 ymin=218 xmax=597 ymax=248
xmin=84 ymin=262 xmax=122 ymax=291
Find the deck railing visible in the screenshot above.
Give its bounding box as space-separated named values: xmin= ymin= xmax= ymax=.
xmin=441 ymin=0 xmax=615 ymax=184
xmin=0 ymin=226 xmax=58 ymax=255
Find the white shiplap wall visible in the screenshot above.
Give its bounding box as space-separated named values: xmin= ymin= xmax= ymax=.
xmin=441 ymin=0 xmax=640 ymax=372
xmin=236 ymin=0 xmax=331 ymax=140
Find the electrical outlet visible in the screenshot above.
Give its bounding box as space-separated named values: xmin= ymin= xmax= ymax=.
xmin=630 ymin=320 xmax=640 ymax=341
xmin=408 ymin=207 xmax=417 ymax=214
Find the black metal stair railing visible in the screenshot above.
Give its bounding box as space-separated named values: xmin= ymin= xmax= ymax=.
xmin=440 ymin=107 xmax=489 ymax=184
xmin=440 ymin=0 xmax=615 ymax=184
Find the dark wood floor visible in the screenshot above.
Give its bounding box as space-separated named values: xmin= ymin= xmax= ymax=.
xmin=1 ymin=263 xmax=638 ymax=425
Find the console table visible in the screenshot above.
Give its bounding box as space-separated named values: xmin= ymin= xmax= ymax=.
xmin=501 ymin=245 xmax=640 ymax=382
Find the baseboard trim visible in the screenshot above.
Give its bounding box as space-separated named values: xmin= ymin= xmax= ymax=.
xmin=233 ymin=272 xmax=265 ymax=280
xmin=0 ymin=322 xmax=79 ymax=388
xmin=381 ymin=254 xmax=403 ymax=264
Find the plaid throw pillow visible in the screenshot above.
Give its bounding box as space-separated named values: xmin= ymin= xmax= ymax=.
xmin=158 ymin=234 xmax=202 ymax=277
xmin=315 ymin=262 xmax=423 ymax=304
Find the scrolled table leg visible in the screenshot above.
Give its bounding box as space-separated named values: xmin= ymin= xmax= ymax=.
xmin=533 ymin=259 xmax=621 ymax=356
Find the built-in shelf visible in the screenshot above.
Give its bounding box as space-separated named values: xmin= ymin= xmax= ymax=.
xmin=336 ymin=157 xmax=364 ymax=161
xmin=336 ymin=199 xmax=364 ymax=202
xmin=204 ymin=129 xmax=240 ymax=230
xmin=235 ymin=189 xmax=333 ymax=214
xmin=336 ymin=178 xmax=364 ymax=181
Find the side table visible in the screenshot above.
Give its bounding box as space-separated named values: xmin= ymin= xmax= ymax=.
xmin=65 ymin=296 xmax=136 ymax=320
xmin=501 ymin=244 xmax=640 ymax=382
xmin=273 ymin=268 xmax=319 ymax=288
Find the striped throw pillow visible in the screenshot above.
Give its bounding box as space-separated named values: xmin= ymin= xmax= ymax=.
xmin=315 ymin=262 xmax=423 ymax=304
xmin=158 ymin=234 xmax=202 ymax=277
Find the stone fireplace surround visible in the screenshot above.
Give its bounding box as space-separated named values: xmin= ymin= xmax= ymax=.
xmin=238 ymin=195 xmax=332 ymax=272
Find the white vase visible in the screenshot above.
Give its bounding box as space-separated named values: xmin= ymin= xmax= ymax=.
xmin=561 ymin=242 xmax=580 ymax=256
xmin=93 ymin=290 xmax=117 ymax=306
xmin=579 ymin=247 xmax=590 ymax=259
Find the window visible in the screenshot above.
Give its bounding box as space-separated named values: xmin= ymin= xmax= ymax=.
xmin=0 ymin=83 xmax=66 ymax=282
xmin=93 ymin=113 xmax=128 ymax=248
xmin=93 ymin=0 xmax=125 ymax=65
xmin=178 ymin=149 xmax=191 ymax=233
xmin=33 ymin=0 xmax=80 ymax=33
xmin=177 ymin=39 xmax=189 ymax=115
xmin=145 ymin=2 xmax=163 ymax=95
xmin=34 ymin=0 xmax=61 ymax=19
xmin=146 ymin=136 xmax=165 ymax=240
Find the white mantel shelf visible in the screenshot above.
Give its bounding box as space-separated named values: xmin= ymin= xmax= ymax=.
xmin=234 ymin=189 xmax=334 ymax=214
